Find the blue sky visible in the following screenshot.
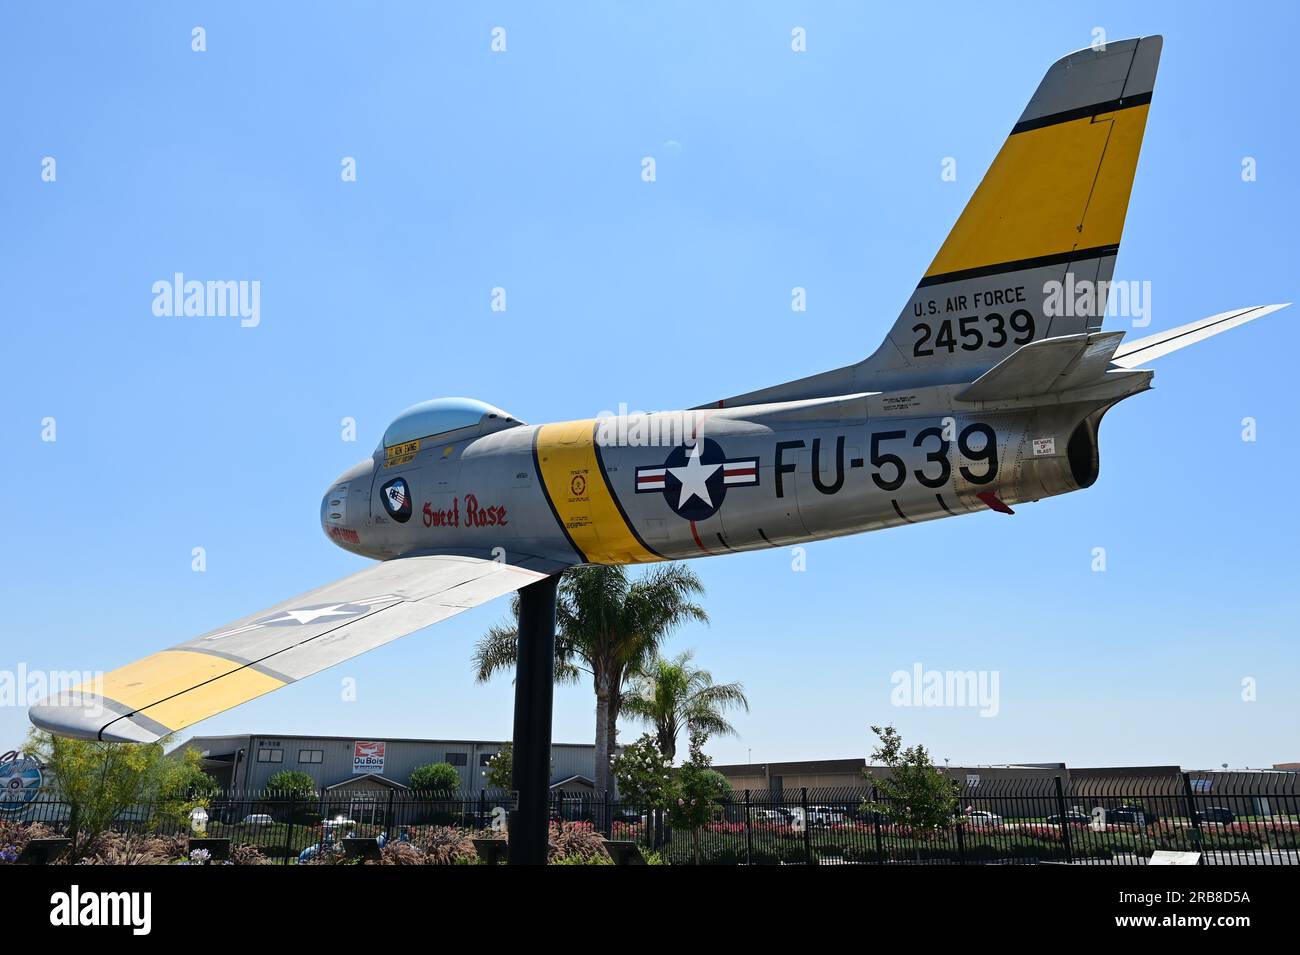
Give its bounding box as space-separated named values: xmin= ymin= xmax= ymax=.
xmin=2 ymin=2 xmax=1296 ymax=771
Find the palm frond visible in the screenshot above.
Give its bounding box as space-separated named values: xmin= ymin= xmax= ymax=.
xmin=471 ymin=623 xmax=519 ymax=684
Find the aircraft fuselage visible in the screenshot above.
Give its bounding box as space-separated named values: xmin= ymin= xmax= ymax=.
xmin=322 ymin=376 xmax=1142 ymax=567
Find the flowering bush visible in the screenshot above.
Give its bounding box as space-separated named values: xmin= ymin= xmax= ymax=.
xmin=704 ymin=822 xmax=748 ymax=835
xmin=610 ymin=735 xmax=673 ymax=810
xmin=610 ymin=820 xmax=644 ymax=841
xmin=1016 ymin=825 xmax=1067 ymax=841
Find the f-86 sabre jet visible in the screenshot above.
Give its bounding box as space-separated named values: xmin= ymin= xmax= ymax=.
xmin=32 ymin=35 xmax=1288 ymax=743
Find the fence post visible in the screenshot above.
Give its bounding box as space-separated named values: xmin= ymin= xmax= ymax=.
xmin=67 ymin=804 xmax=81 ymax=857
xmin=283 ymin=791 xmax=296 ymax=863
xmin=479 ymin=789 xmax=487 ymax=831
xmin=872 ymin=809 xmax=883 ymax=864
xmin=386 ymin=788 xmax=396 ymax=840
xmin=1054 ymin=775 xmax=1074 ymax=864
xmin=604 ymin=789 xmax=612 ymax=839
xmin=1182 ymin=772 xmax=1203 ymax=853
xmin=801 ymin=787 xmax=811 ymax=865
xmin=744 ymin=790 xmax=753 ymax=865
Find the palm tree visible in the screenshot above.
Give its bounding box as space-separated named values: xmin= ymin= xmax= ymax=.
xmin=473 ymin=563 xmax=707 ymax=795
xmin=623 ymin=650 xmax=749 ymax=762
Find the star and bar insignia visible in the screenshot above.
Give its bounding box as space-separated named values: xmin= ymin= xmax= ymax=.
xmin=635 ymin=438 xmax=758 ymax=522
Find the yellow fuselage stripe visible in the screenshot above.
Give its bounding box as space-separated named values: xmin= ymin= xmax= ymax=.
xmin=925 ymin=104 xmax=1150 ymax=278
xmin=76 ymin=650 xmax=285 ymax=734
xmin=534 ymin=420 xmax=662 ymax=565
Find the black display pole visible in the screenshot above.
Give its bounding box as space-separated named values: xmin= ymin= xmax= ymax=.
xmin=507 ymin=574 xmax=559 ymax=865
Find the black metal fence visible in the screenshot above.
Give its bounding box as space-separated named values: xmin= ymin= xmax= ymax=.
xmin=4 ymin=771 xmax=1297 ymax=864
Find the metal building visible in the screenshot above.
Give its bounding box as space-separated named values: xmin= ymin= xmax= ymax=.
xmin=179 ymin=733 xmax=601 ymax=794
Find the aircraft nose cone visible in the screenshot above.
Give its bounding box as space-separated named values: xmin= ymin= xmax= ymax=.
xmin=321 ymin=457 xmax=374 ymax=550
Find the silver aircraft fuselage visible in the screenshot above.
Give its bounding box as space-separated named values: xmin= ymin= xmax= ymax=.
xmin=322 ymin=369 xmax=1148 ymax=568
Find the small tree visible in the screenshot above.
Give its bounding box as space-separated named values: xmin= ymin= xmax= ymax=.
xmin=23 ymin=729 xmax=204 ymax=855
xmin=862 ymin=724 xmax=957 ymax=860
xmin=668 ymin=729 xmax=731 ymax=865
xmin=408 ymin=762 xmax=461 ymax=795
xmin=265 ymin=770 xmax=316 ymax=799
xmin=482 ymin=745 xmax=512 ymax=791
xmin=157 ymin=747 xmax=221 ymax=825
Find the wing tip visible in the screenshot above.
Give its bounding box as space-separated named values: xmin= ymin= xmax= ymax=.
xmin=29 ymin=693 xmax=168 ymax=744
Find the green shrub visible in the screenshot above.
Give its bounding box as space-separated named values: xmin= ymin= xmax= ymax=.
xmin=265 ymin=771 xmax=316 ymax=800
xmin=408 ymin=763 xmax=462 ymax=795
xmin=552 ymin=853 xmax=614 ymax=865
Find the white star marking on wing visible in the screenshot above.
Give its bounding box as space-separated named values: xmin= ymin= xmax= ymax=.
xmin=201 ymin=594 xmax=404 ymax=641
xmin=668 ymin=442 xmax=721 ymax=511
xmin=276 ymin=603 xmax=364 ymax=625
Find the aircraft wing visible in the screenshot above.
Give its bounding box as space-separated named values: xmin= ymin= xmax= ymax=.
xmin=30 ymin=554 xmax=562 ymax=743
xmin=1110 ymin=304 xmax=1290 ymax=367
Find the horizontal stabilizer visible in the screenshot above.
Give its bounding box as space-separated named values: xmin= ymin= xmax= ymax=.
xmin=1110 ymin=304 xmax=1290 ymax=367
xmin=956 ymin=332 xmax=1124 ymax=401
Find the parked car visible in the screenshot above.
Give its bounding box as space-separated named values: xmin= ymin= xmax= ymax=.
xmin=1194 ymin=806 xmax=1236 ymax=825
xmin=1109 ymin=805 xmax=1156 ymax=825
xmin=751 ymin=809 xmax=790 ymax=825
xmin=242 ymin=813 xmax=274 ymax=825
xmin=961 ymin=809 xmax=1003 ymax=829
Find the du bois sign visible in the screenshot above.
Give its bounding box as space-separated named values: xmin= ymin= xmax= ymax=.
xmin=352 ymin=741 xmax=386 ymax=775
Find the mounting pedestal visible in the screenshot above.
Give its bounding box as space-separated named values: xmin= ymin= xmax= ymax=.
xmin=507 ymin=574 xmax=559 ymax=865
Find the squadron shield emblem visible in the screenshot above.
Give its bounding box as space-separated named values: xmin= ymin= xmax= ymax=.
xmin=379 ymin=477 xmax=413 ymax=523
xmin=635 ymin=439 xmax=758 ymax=521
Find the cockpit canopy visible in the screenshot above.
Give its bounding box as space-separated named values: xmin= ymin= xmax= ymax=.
xmin=381 ymin=397 xmax=521 ymax=448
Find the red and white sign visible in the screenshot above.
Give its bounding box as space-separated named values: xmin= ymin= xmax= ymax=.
xmin=352 ymin=740 xmax=386 ymax=775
